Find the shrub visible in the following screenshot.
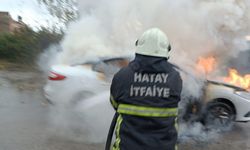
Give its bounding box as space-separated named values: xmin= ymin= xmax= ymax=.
xmin=0 ymin=27 xmax=62 ymax=64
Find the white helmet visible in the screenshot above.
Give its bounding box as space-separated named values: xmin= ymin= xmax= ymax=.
xmin=135 ymin=28 xmax=171 ymax=59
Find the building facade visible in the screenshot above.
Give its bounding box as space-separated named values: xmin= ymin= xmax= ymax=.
xmin=0 ymin=11 xmax=26 ymax=34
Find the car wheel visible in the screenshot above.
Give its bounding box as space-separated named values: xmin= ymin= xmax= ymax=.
xmin=204 ymin=102 xmax=235 ymax=129
xmin=181 ymin=100 xmax=203 ymax=123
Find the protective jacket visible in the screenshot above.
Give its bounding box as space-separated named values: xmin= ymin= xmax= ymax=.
xmin=110 ymin=54 xmax=182 ymax=150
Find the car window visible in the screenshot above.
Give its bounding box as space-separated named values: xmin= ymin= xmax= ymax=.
xmin=80 ymin=63 xmax=95 ymax=69
xmin=103 ymin=58 xmax=129 ymax=68
xmin=93 ymin=58 xmax=129 ymax=81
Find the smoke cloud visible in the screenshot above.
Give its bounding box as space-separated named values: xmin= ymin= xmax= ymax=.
xmin=43 ymin=0 xmax=250 ymax=144
xmin=56 ymin=0 xmax=250 ymax=67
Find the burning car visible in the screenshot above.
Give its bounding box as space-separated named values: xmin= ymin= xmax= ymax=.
xmin=204 ymin=80 xmax=250 ymax=123
xmin=44 ymin=57 xmax=130 ymax=104
xmin=181 ymin=80 xmax=250 ymax=128
xmin=181 ymin=56 xmax=250 ymax=127
xmin=44 ymin=56 xmax=250 ymax=127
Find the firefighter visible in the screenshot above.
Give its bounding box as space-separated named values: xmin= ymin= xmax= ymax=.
xmin=110 ymin=28 xmax=182 ymax=150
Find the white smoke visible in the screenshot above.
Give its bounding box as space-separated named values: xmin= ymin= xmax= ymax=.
xmin=37 ymin=45 xmax=62 ymax=73
xmin=55 ymin=0 xmax=250 ymax=67
xmin=42 ymin=0 xmax=250 ymax=144
xmin=48 ymin=91 xmax=114 ymax=143
xmin=178 ymin=122 xmax=220 ymax=142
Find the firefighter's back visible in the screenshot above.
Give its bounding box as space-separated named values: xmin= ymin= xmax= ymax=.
xmin=111 ymin=54 xmax=182 ymax=150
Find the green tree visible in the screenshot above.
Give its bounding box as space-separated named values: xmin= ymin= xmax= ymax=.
xmin=0 ymin=28 xmax=37 ymax=63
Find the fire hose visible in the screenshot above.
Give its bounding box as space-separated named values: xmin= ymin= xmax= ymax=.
xmin=105 ymin=112 xmax=118 ymax=150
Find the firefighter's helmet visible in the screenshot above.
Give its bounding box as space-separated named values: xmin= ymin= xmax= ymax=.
xmin=135 ymin=28 xmax=171 ymax=59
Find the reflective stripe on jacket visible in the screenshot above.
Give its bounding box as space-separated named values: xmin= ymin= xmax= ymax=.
xmin=118 ymin=104 xmax=178 ymax=117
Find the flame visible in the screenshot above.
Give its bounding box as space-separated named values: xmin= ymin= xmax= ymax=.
xmin=195 ymin=56 xmax=250 ymax=90
xmin=223 ymin=69 xmax=250 ymax=90
xmin=196 ymin=56 xmax=216 ymax=75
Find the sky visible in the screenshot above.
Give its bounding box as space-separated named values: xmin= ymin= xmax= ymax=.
xmin=0 ymin=0 xmax=55 ymax=29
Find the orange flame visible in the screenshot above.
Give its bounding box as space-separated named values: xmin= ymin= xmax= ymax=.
xmin=223 ymin=69 xmax=250 ymax=90
xmin=196 ymin=56 xmax=216 ymax=75
xmin=195 ymin=56 xmax=250 ymax=90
